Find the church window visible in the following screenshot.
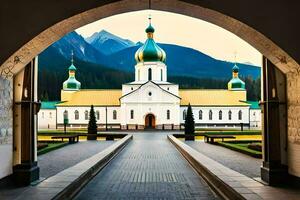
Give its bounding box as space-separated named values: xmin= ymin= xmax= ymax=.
xmin=161 ymin=69 xmax=163 ymax=81
xmin=130 ymin=110 xmax=134 ymax=119
xmin=84 ymin=110 xmax=89 ymax=120
xmin=113 ymin=110 xmax=117 ymax=120
xmin=64 ymin=110 xmax=68 ymax=120
xmin=75 ymin=110 xmax=79 ymax=120
xmin=167 ymin=110 xmax=170 ymax=120
xmin=199 ymin=110 xmax=202 ymax=120
xmin=138 ymin=69 xmax=140 ymax=81
xmin=228 ymin=110 xmax=232 ymax=120
xmin=167 ymin=87 xmax=169 ymax=90
xmin=131 ymin=87 xmax=133 ymax=91
xmin=238 ymin=110 xmax=242 ymax=120
xmin=49 ymin=112 xmax=52 ymax=119
xmin=209 ymin=110 xmax=213 ymax=120
xmin=219 ymin=110 xmax=222 ymax=120
xmin=148 ymin=92 xmax=152 ymax=96
xmin=148 ymin=68 xmax=152 ymax=81
xmin=42 ymin=112 xmax=44 ymax=119
xmin=183 ymin=110 xmax=187 ymax=120
xmin=96 ymin=111 xmax=100 ymax=120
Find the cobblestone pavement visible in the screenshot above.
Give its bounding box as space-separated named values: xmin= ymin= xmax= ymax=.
xmin=75 ymin=132 xmax=219 ymax=200
xmin=185 ymin=140 xmax=261 ymax=178
xmin=38 ymin=140 xmax=114 ymax=178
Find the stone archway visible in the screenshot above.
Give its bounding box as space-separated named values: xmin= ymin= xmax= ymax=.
xmin=0 ymin=0 xmax=299 ymax=185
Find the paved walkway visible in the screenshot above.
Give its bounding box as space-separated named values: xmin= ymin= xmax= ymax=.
xmin=75 ymin=132 xmax=219 ymax=200
xmin=185 ymin=140 xmax=261 ymax=178
xmin=38 ymin=140 xmax=114 ymax=178
xmin=0 ymin=140 xmax=114 ymax=200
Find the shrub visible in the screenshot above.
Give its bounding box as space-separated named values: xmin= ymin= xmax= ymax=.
xmin=184 ymin=103 xmax=195 ymax=135
xmin=88 ymin=105 xmax=97 ymax=134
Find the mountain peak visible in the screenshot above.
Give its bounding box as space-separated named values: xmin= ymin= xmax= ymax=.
xmin=85 ymin=30 xmax=135 ymax=55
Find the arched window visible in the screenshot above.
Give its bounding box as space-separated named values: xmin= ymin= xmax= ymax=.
xmin=238 ymin=110 xmax=242 ymax=120
xmin=148 ymin=68 xmax=152 ymax=81
xmin=228 ymin=110 xmax=232 ymax=120
xmin=183 ymin=110 xmax=187 ymax=120
xmin=138 ymin=69 xmax=140 ymax=81
xmin=130 ymin=110 xmax=134 ymax=119
xmin=167 ymin=110 xmax=170 ymax=120
xmin=49 ymin=112 xmax=52 ymax=119
xmin=42 ymin=112 xmax=44 ymax=119
xmin=75 ymin=110 xmax=79 ymax=120
xmin=219 ymin=110 xmax=222 ymax=120
xmin=161 ymin=69 xmax=163 ymax=81
xmin=63 ymin=110 xmax=68 ymax=120
xmin=199 ymin=110 xmax=203 ymax=120
xmin=113 ymin=110 xmax=117 ymax=120
xmin=96 ymin=111 xmax=100 ymax=120
xmin=84 ymin=110 xmax=88 ymax=120
xmin=209 ymin=110 xmax=213 ymax=120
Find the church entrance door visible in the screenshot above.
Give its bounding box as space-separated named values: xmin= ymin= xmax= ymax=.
xmin=145 ymin=114 xmax=155 ymax=129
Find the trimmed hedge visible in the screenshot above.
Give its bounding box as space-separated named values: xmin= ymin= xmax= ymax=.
xmin=37 ymin=143 xmax=68 ymax=156
xmin=195 ymin=130 xmax=261 ymax=136
xmin=218 ymin=142 xmax=262 ymax=158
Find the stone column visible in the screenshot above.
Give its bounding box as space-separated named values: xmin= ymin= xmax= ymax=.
xmin=13 ymin=58 xmax=40 ymax=186
xmin=261 ymin=56 xmax=288 ymax=185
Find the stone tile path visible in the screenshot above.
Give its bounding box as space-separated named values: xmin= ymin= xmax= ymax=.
xmin=38 ymin=140 xmax=114 ymax=178
xmin=0 ymin=140 xmax=114 ymax=200
xmin=185 ymin=140 xmax=261 ymax=178
xmin=75 ymin=132 xmax=219 ymax=200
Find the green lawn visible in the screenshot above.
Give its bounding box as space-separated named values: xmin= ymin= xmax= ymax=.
xmin=37 ymin=142 xmax=68 ymax=155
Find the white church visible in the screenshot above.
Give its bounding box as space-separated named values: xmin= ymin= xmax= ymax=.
xmin=38 ymin=20 xmax=261 ymax=130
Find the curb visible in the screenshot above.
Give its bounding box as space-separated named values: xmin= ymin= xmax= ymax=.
xmin=53 ymin=134 xmax=132 ymax=200
xmin=168 ymin=135 xmax=262 ymax=200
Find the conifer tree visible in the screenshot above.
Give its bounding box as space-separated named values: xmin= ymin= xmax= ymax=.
xmin=184 ymin=103 xmax=195 ymax=135
xmin=88 ymin=105 xmax=97 ymax=134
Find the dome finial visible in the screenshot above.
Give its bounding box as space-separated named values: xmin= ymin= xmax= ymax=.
xmin=234 ymin=50 xmax=237 ymax=64
xmin=71 ymin=50 xmax=74 ymax=64
xmin=145 ymin=15 xmax=155 ymax=35
xmin=148 ymin=14 xmax=152 ymax=25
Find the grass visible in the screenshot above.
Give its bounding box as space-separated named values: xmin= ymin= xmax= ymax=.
xmin=195 ymin=130 xmax=261 ymax=135
xmin=37 ymin=142 xmax=68 ymax=156
xmin=38 ymin=130 xmax=87 ymax=135
xmin=218 ymin=141 xmax=262 ymax=158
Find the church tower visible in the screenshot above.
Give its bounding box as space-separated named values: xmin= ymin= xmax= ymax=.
xmin=134 ymin=17 xmax=167 ymax=83
xmin=227 ymin=63 xmax=245 ymax=90
xmin=61 ymin=53 xmax=81 ymax=101
xmin=62 ymin=54 xmax=81 ymax=91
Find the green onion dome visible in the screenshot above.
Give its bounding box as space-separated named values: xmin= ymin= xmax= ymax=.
xmin=228 ymin=64 xmax=245 ymax=90
xmin=135 ymin=19 xmax=166 ymax=63
xmin=63 ymin=63 xmax=81 ymax=90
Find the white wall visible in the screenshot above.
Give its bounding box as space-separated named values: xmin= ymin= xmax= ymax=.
xmin=121 ymin=81 xmax=180 ymax=126
xmin=38 ymin=109 xmax=57 ymax=129
xmin=56 ymin=106 xmax=121 ymax=125
xmin=135 ymin=62 xmax=167 ymax=82
xmin=249 ymin=109 xmax=262 ymax=128
xmin=180 ymin=106 xmax=250 ymax=125
xmin=0 ymin=76 xmax=13 ymax=179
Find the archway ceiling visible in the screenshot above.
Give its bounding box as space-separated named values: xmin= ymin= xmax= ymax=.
xmin=0 ymin=0 xmax=299 ymax=75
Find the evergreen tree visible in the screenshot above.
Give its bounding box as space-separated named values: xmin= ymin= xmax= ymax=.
xmin=88 ymin=105 xmax=98 ymax=134
xmin=184 ymin=103 xmax=195 ymax=135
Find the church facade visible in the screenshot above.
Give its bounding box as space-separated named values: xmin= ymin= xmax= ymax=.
xmin=38 ymin=20 xmax=261 ymax=130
